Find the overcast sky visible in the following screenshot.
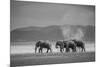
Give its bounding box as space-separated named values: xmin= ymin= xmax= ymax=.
xmin=11 ymin=1 xmax=95 ymax=30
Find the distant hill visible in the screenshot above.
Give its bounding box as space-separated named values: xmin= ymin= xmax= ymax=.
xmin=11 ymin=25 xmax=95 ymax=42
xmin=11 ymin=25 xmax=64 ymax=42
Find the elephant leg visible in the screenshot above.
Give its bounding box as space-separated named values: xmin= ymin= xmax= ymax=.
xmin=62 ymin=48 xmax=64 ymax=53
xmin=41 ymin=48 xmax=43 ymax=53
xmin=81 ymin=48 xmax=83 ymax=52
xmin=71 ymin=48 xmax=74 ymax=52
xmin=74 ymin=47 xmax=76 ymax=52
xmin=39 ymin=48 xmax=41 ymax=53
xmin=72 ymin=47 xmax=76 ymax=52
xmin=78 ymin=47 xmax=80 ymax=52
xmin=84 ymin=48 xmax=86 ymax=52
xmin=60 ymin=49 xmax=63 ymax=53
xmin=39 ymin=48 xmax=42 ymax=53
xmin=72 ymin=49 xmax=74 ymax=52
xmin=73 ymin=49 xmax=76 ymax=52
xmin=81 ymin=47 xmax=83 ymax=52
xmin=46 ymin=49 xmax=49 ymax=53
xmin=66 ymin=48 xmax=69 ymax=52
xmin=83 ymin=46 xmax=86 ymax=52
xmin=82 ymin=47 xmax=85 ymax=52
xmin=49 ymin=48 xmax=52 ymax=53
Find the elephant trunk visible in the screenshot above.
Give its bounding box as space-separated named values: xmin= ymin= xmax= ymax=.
xmin=35 ymin=47 xmax=37 ymax=53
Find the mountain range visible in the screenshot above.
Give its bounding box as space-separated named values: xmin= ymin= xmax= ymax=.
xmin=11 ymin=25 xmax=95 ymax=42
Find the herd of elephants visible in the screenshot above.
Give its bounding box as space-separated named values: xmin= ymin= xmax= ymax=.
xmin=35 ymin=39 xmax=86 ymax=53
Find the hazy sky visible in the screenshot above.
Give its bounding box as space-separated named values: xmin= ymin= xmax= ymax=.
xmin=11 ymin=1 xmax=95 ymax=30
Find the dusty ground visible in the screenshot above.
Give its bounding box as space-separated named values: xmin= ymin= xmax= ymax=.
xmin=10 ymin=51 xmax=95 ymax=67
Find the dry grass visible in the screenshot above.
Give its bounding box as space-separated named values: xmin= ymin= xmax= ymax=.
xmin=11 ymin=51 xmax=95 ymax=67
